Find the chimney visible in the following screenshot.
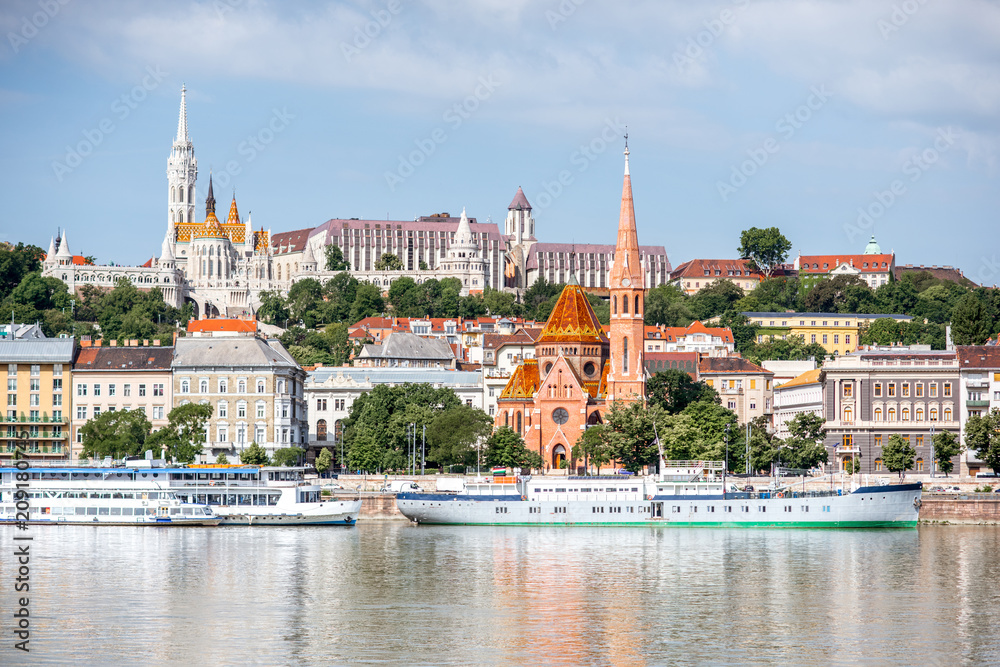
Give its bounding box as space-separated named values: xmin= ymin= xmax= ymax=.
xmin=109 ymin=340 xmax=117 ymax=347
xmin=94 ymin=340 xmax=102 ymax=347
xmin=152 ymin=339 xmax=161 ymax=346
xmin=80 ymin=339 xmax=91 ymax=348
xmin=142 ymin=339 xmax=148 ymax=346
xmin=173 ymin=331 xmax=179 ymax=345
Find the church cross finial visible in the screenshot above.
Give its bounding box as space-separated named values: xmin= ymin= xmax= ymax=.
xmin=623 ymin=127 xmax=630 ymax=175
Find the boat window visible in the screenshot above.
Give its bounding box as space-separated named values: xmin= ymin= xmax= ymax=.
xmin=122 ymin=507 xmax=133 ymax=516
xmin=87 ymin=507 xmax=98 ymax=515
xmin=182 ymin=508 xmax=193 ymax=515
xmin=555 ymin=488 xmax=566 ymax=493
xmin=110 ymin=508 xmax=121 ymax=516
xmin=99 ymin=507 xmax=109 ymax=515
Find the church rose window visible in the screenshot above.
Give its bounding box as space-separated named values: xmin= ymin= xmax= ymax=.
xmin=552 ymin=408 xmax=569 ymax=425
xmin=584 ymin=362 xmax=596 ymax=377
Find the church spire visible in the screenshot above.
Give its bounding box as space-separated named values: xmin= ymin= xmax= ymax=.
xmin=176 ymin=84 xmax=189 ymax=143
xmin=205 ymin=173 xmax=215 ymax=216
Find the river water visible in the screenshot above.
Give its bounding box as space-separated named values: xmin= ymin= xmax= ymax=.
xmin=2 ymin=523 xmax=999 ymax=666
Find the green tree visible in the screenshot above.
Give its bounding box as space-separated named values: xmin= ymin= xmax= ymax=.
xmin=522 ymin=278 xmax=562 ymax=320
xmin=350 ymin=283 xmax=385 ymax=323
xmin=287 ymin=278 xmax=323 ymax=323
xmin=603 ymin=400 xmax=668 ymax=473
xmin=965 ymin=408 xmax=1000 ymax=473
xmin=932 ymin=431 xmax=961 ymax=476
xmin=0 ymin=242 xmax=44 ymax=302
xmin=459 ymin=293 xmax=487 ymax=319
xmin=240 ymin=441 xmax=270 ymax=465
xmin=426 ymin=404 xmax=493 ymax=467
xmin=882 ymin=434 xmax=916 ymax=479
xmin=689 ymin=280 xmax=745 ymax=320
xmin=256 ymin=290 xmax=290 ymax=326
xmin=781 ymin=413 xmax=829 ymax=469
xmin=644 ymin=284 xmax=694 ymax=327
xmin=803 ymin=275 xmax=872 ymax=314
xmin=273 ymin=446 xmax=305 ymax=467
xmin=484 ymin=426 xmax=539 ymax=470
xmin=324 ymin=244 xmax=349 ymax=271
xmin=951 ymin=293 xmax=992 ymax=345
xmin=374 ymin=252 xmax=403 ymax=270
xmin=149 ymin=403 xmax=214 ymax=463
xmin=79 ymin=408 xmax=153 ymax=460
xmin=482 ymin=287 xmax=521 ymax=318
xmin=572 ymin=424 xmax=612 ymax=474
xmin=388 ymin=277 xmax=421 ymax=316
xmin=315 ymin=447 xmax=333 ymax=474
xmin=859 ymin=317 xmax=902 ymax=346
xmin=215 ymin=452 xmax=229 ymax=464
xmin=736 ymin=276 xmax=801 ymax=313
xmin=718 ymin=311 xmax=759 ymax=354
xmin=646 ymin=369 xmax=716 ymax=414
xmin=738 ymin=226 xmax=792 ymax=278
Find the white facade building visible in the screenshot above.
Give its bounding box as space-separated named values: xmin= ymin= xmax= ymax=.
xmin=772 ymin=368 xmax=824 ymax=439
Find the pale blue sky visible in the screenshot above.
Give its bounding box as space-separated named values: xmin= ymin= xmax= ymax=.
xmin=1 ymin=0 xmax=997 ymax=284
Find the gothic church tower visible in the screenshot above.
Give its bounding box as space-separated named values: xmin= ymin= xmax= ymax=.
xmin=606 ymin=139 xmax=646 ymax=403
xmin=167 ymin=85 xmax=198 ymax=231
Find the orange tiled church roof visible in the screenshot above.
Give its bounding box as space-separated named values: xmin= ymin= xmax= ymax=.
xmin=499 ymin=359 xmax=540 ymax=400
xmin=536 ymin=284 xmax=609 ymax=345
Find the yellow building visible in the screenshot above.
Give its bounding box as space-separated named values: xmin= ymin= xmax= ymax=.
xmin=741 ymin=312 xmax=912 ymax=357
xmin=1 ymin=335 xmax=75 ymax=461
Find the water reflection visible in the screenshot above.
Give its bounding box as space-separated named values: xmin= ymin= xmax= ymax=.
xmin=3 ymin=525 xmax=999 ymax=666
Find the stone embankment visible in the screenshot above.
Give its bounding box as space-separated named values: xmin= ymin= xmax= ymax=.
xmin=919 ymin=496 xmax=1000 ymax=525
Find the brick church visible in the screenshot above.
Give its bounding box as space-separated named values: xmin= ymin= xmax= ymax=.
xmin=496 ymin=141 xmax=647 ymax=471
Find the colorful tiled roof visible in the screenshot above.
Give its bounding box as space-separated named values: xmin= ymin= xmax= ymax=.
xmin=698 ymin=357 xmax=771 ymax=375
xmin=499 ymin=359 xmax=540 ymax=400
xmin=957 ymin=346 xmax=1000 ymax=369
xmin=537 ymin=284 xmax=609 ymax=344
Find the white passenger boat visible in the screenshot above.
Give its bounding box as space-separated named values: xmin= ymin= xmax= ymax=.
xmin=396 ymin=461 xmax=921 ymax=528
xmin=168 ymin=465 xmax=362 ymax=526
xmin=0 ymin=464 xmax=220 ymax=526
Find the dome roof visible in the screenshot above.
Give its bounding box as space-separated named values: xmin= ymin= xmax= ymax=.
xmin=194 ymin=211 xmax=227 ymax=239
xmin=536 ymin=284 xmax=608 ymax=344
xmin=864 ymin=235 xmax=881 ymax=255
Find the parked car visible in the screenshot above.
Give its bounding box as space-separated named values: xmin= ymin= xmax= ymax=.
xmin=928 ymin=486 xmax=946 ymax=493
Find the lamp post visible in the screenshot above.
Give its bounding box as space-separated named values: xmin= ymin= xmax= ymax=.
xmin=929 ymin=424 xmax=936 ymax=478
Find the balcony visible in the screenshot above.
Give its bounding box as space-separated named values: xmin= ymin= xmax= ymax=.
xmin=967 ymin=400 xmax=990 ymax=408
xmin=965 ymin=379 xmax=989 ymax=389
xmin=0 ymin=414 xmax=69 ymax=425
xmin=835 ymin=445 xmax=860 ymax=454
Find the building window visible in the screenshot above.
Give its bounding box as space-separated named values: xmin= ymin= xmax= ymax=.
xmin=238 ymin=380 xmax=247 ymax=393
xmin=915 ymin=458 xmax=924 ymax=472
xmin=317 ymin=419 xmax=327 ymax=441
xmin=874 ymin=383 xmax=882 ymax=397
xmin=153 ymin=384 xmax=164 ymax=397
xmin=622 ymin=337 xmax=629 ymax=375
xmin=929 ymin=383 xmax=937 ymax=398
xmin=845 ymin=334 xmax=851 ymax=345
xmin=888 ymin=408 xmax=896 ymax=421
xmin=930 ymin=408 xmax=938 ymax=421
xmin=875 ymin=458 xmax=883 ymax=472
xmin=843 ymin=407 xmax=853 ymax=423
xmin=200 ymin=379 xmax=209 ymax=393
xmin=108 ymin=384 xmax=116 ymax=397
xmin=915 ymin=383 xmax=923 ymax=397
xmin=811 ymin=334 xmax=816 ymax=343
xmin=219 ymin=379 xmax=228 ymax=394
xmin=76 ymin=406 xmax=87 ymax=419
xmin=218 ymin=401 xmax=228 ymax=418
xmin=255 ymin=426 xmax=265 ymax=443
xmin=916 ymin=408 xmax=924 ymax=421
xmin=77 ymin=384 xmax=87 ymax=397
xmin=888 ymin=383 xmax=896 ymax=397
xmin=874 ymin=407 xmax=882 ymax=421
xmin=902 ymin=408 xmax=909 ymax=421
xmin=123 ymin=384 xmax=131 ymax=397
xmin=139 ymin=384 xmax=146 ymax=397
xmin=256 ymin=402 xmax=266 ymax=419
xmin=257 ymin=380 xmax=265 ymax=393
xmin=944 ymin=408 xmax=952 ymax=421
xmin=843 ymin=383 xmax=852 ymax=398
xmin=834 ymin=334 xmax=839 ymax=344
xmin=237 ymin=402 xmax=247 ymax=418
xmin=317 ymin=399 xmax=327 ymax=411
xmin=944 ymin=383 xmax=952 ymax=398
xmin=902 ymin=383 xmax=909 ymax=398
xmin=153 ymin=406 xmax=164 ymax=420
xmin=93 ymin=384 xmax=101 ymax=397
xmin=181 ymin=380 xmax=190 ymax=394
xmin=822 ymin=334 xmax=828 ymax=344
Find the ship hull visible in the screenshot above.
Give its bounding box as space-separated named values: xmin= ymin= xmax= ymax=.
xmin=397 ymin=483 xmax=921 ymax=528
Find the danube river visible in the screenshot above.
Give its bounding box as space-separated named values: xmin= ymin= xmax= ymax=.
xmin=3 ymin=523 xmax=999 ymax=666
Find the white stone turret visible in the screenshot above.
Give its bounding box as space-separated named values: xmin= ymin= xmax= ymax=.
xmin=167 ymin=84 xmax=198 ymax=231
xmin=55 ymin=230 xmax=72 ymax=265
xmin=245 ymin=211 xmax=254 ymax=255
xmin=443 ymin=208 xmax=487 ymax=296
xmin=160 ymin=231 xmax=175 ymax=268
xmin=300 ymin=239 xmax=317 ymax=272
xmin=505 ymin=186 xmax=534 ymax=244
xmin=45 ymin=237 xmax=56 ymax=266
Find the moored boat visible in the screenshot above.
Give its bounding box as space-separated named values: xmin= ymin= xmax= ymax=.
xmin=168 ymin=465 xmax=362 ymax=526
xmin=0 ymin=464 xmax=220 ymax=526
xmin=396 ymin=461 xmax=921 ymax=528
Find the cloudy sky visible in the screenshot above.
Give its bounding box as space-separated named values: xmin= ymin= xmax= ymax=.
xmin=1 ymin=0 xmax=998 ymax=284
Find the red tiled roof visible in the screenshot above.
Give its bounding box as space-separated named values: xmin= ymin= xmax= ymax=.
xmin=271 ymin=228 xmax=313 ymax=254
xmin=186 ymin=319 xmax=256 ymax=333
xmin=698 ymin=357 xmax=771 ymax=375
xmin=643 ymin=321 xmax=734 ymax=344
xmin=798 ymin=254 xmax=893 ymax=273
xmin=957 ymin=346 xmax=1000 ymax=369
xmin=509 ymin=187 xmax=532 ymax=211
xmin=670 ymin=258 xmax=761 ymax=280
